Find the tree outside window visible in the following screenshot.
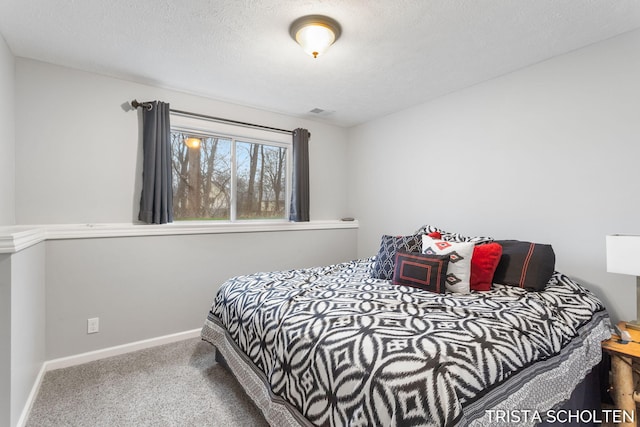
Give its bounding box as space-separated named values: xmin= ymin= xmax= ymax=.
xmin=170 ymin=131 xmax=288 ymax=221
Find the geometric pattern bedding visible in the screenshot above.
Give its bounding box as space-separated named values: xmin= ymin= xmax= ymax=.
xmin=202 ymin=257 xmax=609 ymax=427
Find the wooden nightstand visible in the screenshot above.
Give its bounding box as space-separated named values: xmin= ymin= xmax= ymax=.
xmin=602 ymin=321 xmax=640 ymax=427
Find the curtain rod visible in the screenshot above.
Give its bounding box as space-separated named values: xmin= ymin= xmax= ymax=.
xmin=130 ymin=99 xmax=296 ymax=136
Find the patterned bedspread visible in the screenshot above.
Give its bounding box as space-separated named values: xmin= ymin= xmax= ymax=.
xmin=203 ymin=257 xmax=608 ymax=427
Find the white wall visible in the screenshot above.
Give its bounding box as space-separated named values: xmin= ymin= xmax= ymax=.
xmin=348 ymin=29 xmax=640 ymax=324
xmin=0 ymin=33 xmax=15 ymax=427
xmin=10 ymin=244 xmax=45 ymax=427
xmin=0 ymin=255 xmax=10 ymax=427
xmin=15 ymin=59 xmax=350 ymax=224
xmin=0 ymin=34 xmax=15 ymax=226
xmin=0 ymin=243 xmax=46 ymax=427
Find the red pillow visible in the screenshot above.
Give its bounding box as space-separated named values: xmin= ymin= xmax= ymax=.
xmin=427 ymin=231 xmax=442 ymax=239
xmin=470 ymin=243 xmax=502 ymax=291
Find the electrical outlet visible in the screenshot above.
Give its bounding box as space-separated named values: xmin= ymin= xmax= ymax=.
xmin=87 ymin=317 xmax=99 ymax=334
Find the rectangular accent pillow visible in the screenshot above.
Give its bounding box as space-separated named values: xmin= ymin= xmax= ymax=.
xmin=392 ymin=251 xmax=449 ymax=293
xmin=422 ymin=235 xmax=474 ymax=293
xmin=470 ymin=242 xmax=503 ymax=291
xmin=372 ymin=234 xmax=422 ymax=280
xmin=492 ymin=240 xmax=555 ymax=291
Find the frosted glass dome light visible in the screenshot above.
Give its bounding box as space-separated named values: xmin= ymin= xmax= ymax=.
xmin=290 ymin=15 xmax=341 ymax=58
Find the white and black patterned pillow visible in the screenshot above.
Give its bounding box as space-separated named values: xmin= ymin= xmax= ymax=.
xmin=371 ymin=234 xmax=422 ymax=280
xmin=422 ymin=235 xmax=474 ymax=293
xmin=415 ymin=224 xmax=494 ymax=244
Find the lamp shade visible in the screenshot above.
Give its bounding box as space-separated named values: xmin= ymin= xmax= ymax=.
xmin=606 ymin=234 xmax=640 ymax=275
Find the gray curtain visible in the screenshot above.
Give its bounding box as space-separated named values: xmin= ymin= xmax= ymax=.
xmin=138 ymin=101 xmax=173 ymax=224
xmin=289 ymin=128 xmax=310 ymax=222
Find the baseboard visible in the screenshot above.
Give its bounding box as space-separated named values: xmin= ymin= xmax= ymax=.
xmin=16 ymin=328 xmax=202 ymax=427
xmin=15 ymin=363 xmax=47 ymax=427
xmin=45 ymin=328 xmax=202 ymax=371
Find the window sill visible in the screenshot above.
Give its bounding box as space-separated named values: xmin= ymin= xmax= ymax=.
xmin=0 ymin=220 xmax=359 ymax=254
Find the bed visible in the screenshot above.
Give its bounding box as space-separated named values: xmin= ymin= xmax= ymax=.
xmin=201 ymin=225 xmax=611 ymax=427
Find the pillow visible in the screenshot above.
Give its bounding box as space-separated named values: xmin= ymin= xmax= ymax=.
xmin=415 ymin=224 xmax=493 ymax=244
xmin=392 ymin=251 xmax=449 ymax=293
xmin=492 ymin=240 xmax=556 ymax=291
xmin=422 ymin=235 xmax=474 ymax=293
xmin=470 ymin=243 xmax=503 ymax=291
xmin=372 ymin=234 xmax=422 ymax=280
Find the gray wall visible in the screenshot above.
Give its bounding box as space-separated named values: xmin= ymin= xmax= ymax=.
xmin=348 ymin=29 xmax=640 ymax=324
xmin=0 ymin=34 xmax=15 ymax=226
xmin=45 ymin=228 xmax=357 ymax=359
xmin=14 ymin=59 xmax=351 ymax=224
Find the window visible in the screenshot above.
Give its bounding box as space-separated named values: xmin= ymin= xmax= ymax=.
xmin=170 ymin=114 xmax=290 ymax=221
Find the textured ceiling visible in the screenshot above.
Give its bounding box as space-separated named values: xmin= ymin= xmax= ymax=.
xmin=1 ymin=0 xmax=640 ymax=127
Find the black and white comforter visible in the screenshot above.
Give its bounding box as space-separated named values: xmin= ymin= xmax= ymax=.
xmin=202 ymin=257 xmax=608 ymax=427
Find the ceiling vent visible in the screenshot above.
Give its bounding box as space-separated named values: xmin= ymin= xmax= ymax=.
xmin=308 ymin=108 xmax=335 ymax=116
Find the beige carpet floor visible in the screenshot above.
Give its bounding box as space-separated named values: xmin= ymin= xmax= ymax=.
xmin=25 ymin=337 xmax=269 ymax=427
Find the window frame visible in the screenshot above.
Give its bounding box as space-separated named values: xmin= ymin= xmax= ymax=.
xmin=170 ymin=112 xmax=292 ymax=223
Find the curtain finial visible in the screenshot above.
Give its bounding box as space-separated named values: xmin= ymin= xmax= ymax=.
xmin=131 ymin=99 xmax=153 ymax=111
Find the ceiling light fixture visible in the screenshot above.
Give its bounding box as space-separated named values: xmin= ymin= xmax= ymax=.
xmin=289 ymin=15 xmax=341 ymax=58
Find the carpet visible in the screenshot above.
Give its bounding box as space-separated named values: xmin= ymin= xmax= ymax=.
xmin=25 ymin=337 xmax=269 ymax=427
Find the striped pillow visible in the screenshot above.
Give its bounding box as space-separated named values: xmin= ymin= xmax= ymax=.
xmin=492 ymin=240 xmax=555 ymax=291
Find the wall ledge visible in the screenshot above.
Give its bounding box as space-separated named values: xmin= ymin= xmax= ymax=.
xmin=0 ymin=227 xmax=45 ymax=254
xmin=0 ymin=220 xmax=359 ymax=254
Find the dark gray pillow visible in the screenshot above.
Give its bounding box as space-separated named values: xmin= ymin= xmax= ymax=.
xmin=392 ymin=251 xmax=450 ymax=293
xmin=492 ymin=240 xmax=555 ymax=291
xmin=372 ymin=234 xmax=422 ymax=280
